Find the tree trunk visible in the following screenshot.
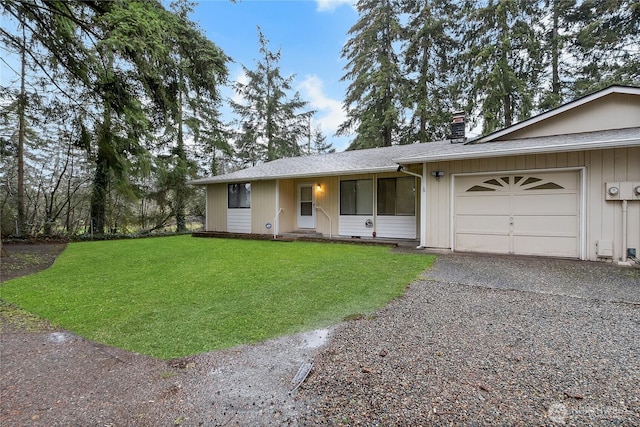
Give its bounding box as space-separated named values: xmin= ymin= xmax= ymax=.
xmin=16 ymin=24 xmax=27 ymax=237
xmin=91 ymin=148 xmax=109 ymax=235
xmin=175 ymin=74 xmax=187 ymax=233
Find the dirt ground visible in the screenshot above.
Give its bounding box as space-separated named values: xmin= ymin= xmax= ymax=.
xmin=0 ymin=242 xmax=326 ymax=426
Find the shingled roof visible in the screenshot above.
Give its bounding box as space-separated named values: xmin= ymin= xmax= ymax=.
xmin=190 ymin=142 xmax=435 ymax=184
xmin=191 ymin=127 xmax=639 ymax=185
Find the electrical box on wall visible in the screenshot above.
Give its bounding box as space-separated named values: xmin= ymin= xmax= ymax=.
xmin=633 ymin=182 xmax=640 ymax=200
xmin=605 ymin=182 xmax=640 ymax=200
xmin=605 ymin=182 xmax=620 ymax=200
xmin=620 ymin=182 xmax=634 ymax=199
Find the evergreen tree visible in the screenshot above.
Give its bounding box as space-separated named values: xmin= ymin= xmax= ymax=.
xmin=231 ymin=28 xmax=311 ymax=164
xmin=2 ymin=0 xmax=228 ymax=234
xmin=339 ymin=0 xmax=404 ymax=149
xmin=402 ymin=0 xmax=461 ymax=142
xmin=234 ymin=122 xmax=261 ymax=168
xmin=538 ymin=0 xmax=577 ymax=110
xmin=310 ymin=126 xmax=335 ymax=155
xmin=460 ymin=0 xmax=543 ymax=134
xmin=569 ymin=0 xmax=640 ymax=95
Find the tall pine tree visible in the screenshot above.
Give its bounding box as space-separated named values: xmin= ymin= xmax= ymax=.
xmin=2 ymin=0 xmax=228 ymax=234
xmin=569 ymin=0 xmax=640 ymax=95
xmin=231 ymin=28 xmax=311 ymax=164
xmin=460 ymin=0 xmax=543 ymax=134
xmin=339 ymin=0 xmax=404 ymax=149
xmin=402 ymin=0 xmax=461 ymax=143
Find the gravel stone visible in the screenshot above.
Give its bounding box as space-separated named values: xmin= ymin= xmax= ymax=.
xmin=297 ymin=254 xmax=640 ymax=426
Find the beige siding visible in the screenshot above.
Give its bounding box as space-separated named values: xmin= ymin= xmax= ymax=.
xmin=423 ymin=147 xmax=640 ymax=261
xmin=249 ymin=180 xmax=276 ymax=234
xmin=425 ymin=164 xmax=450 ymax=248
xmin=586 ymin=147 xmax=640 ymax=261
xmin=277 ymin=179 xmax=296 ymax=233
xmin=314 ymin=176 xmax=339 ymax=236
xmin=503 ymin=93 xmax=640 ymax=139
xmin=206 ymin=184 xmax=227 ymax=232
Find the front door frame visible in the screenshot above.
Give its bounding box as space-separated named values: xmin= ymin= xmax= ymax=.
xmin=297 ymin=182 xmax=316 ymax=229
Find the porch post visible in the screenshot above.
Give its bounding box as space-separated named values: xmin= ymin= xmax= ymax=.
xmin=274 ymin=179 xmax=280 ymax=238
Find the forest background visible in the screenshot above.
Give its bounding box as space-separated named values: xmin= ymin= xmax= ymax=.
xmin=1 ymin=0 xmax=638 ymax=239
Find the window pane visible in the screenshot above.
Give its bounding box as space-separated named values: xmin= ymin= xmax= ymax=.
xmin=228 ymin=183 xmax=251 ymax=208
xmin=340 ymin=180 xmax=372 ymax=215
xmin=241 ymin=183 xmax=251 ymax=207
xmin=396 ymin=177 xmax=415 ymax=215
xmin=301 ymin=201 xmax=313 ymax=216
xmin=340 ymin=181 xmax=356 ymax=215
xmin=356 ymin=180 xmax=373 ymax=215
xmin=377 ymin=178 xmax=396 ymax=215
xmin=301 ymin=186 xmax=312 ymax=202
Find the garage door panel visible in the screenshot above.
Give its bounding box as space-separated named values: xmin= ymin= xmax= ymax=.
xmin=513 ymin=236 xmax=579 ymax=257
xmin=456 ymin=215 xmax=509 ymax=234
xmin=514 ymin=215 xmax=578 ymax=236
xmin=536 ymin=170 xmax=579 ymax=190
xmin=512 ymin=193 xmax=578 ymax=215
xmin=456 ymin=194 xmax=510 ymax=215
xmin=456 ymin=233 xmax=510 ymax=254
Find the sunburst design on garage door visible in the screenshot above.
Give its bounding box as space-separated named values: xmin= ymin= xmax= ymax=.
xmin=466 ymin=176 xmax=564 ymax=192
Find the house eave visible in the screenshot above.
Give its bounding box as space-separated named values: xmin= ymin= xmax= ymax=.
xmin=393 ymin=136 xmax=640 ymax=164
xmin=190 ymin=165 xmax=400 ymax=185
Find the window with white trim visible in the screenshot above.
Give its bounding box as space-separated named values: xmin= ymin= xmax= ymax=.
xmin=340 ymin=179 xmax=373 ymax=215
xmin=228 ymin=183 xmax=251 ymax=208
xmin=377 ymin=177 xmax=415 ymax=215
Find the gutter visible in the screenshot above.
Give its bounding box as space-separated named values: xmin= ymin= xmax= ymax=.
xmin=393 ymin=136 xmax=640 ymax=164
xmin=189 ymin=165 xmax=403 ymax=185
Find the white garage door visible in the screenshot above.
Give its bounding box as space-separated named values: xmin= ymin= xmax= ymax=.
xmin=454 ymin=170 xmax=580 ymax=258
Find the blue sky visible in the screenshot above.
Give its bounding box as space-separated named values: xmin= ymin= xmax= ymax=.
xmin=0 ymin=1 xmax=358 ymax=151
xmin=191 ymin=0 xmax=358 ymax=151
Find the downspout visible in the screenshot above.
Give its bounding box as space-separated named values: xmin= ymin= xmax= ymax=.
xmin=205 ymin=185 xmax=209 ymax=231
xmin=397 ymin=164 xmax=427 ymax=249
xmin=621 ymin=199 xmax=628 ymax=263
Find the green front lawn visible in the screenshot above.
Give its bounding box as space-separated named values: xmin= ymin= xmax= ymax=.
xmin=0 ymin=236 xmax=433 ymax=359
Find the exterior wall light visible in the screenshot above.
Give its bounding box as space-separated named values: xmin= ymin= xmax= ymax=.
xmin=316 ymin=184 xmax=322 ymax=192
xmin=431 ymin=171 xmax=445 ymax=180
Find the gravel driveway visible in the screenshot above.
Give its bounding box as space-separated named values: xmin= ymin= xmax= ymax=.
xmin=2 ymin=247 xmax=639 ymax=426
xmin=297 ymin=253 xmax=640 ymax=425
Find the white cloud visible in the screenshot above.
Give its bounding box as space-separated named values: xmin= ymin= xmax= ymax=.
xmin=230 ymin=69 xmax=249 ymax=106
xmin=298 ymin=74 xmax=345 ymax=139
xmin=315 ymin=0 xmax=356 ymax=12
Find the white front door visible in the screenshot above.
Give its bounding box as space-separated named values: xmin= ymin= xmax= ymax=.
xmin=297 ymin=183 xmax=316 ymax=229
